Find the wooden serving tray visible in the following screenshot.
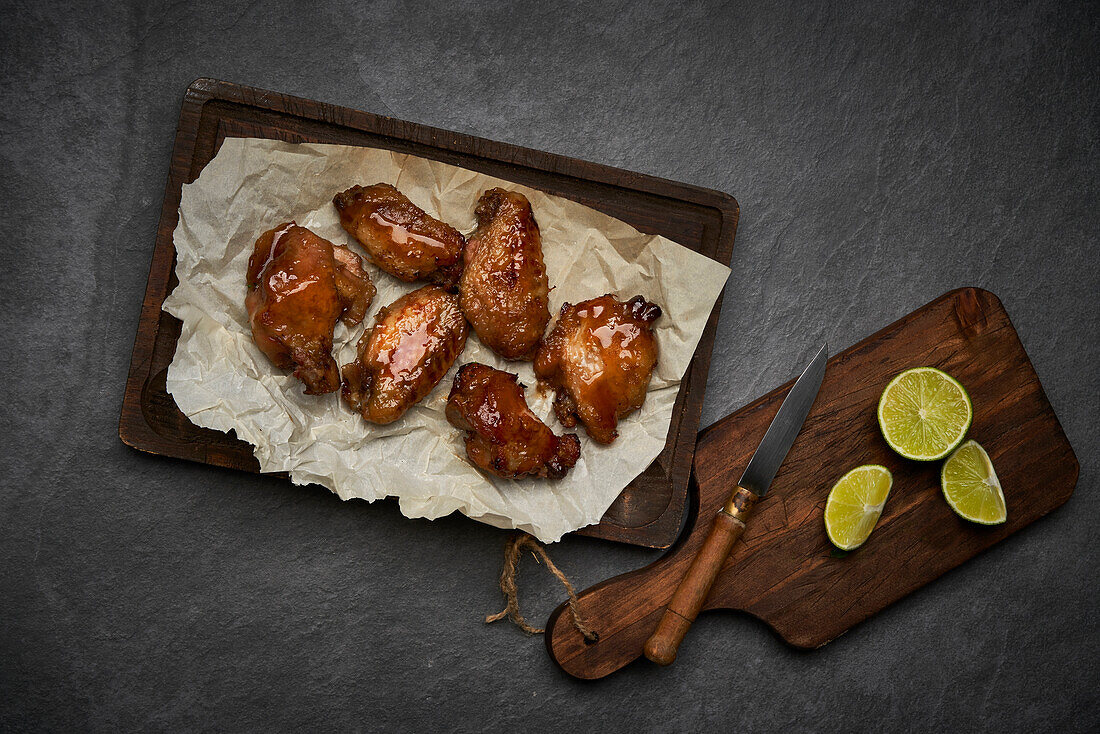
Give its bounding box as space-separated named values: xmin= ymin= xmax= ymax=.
xmin=546 ymin=288 xmax=1078 ymax=678
xmin=118 ymin=79 xmax=739 ymax=549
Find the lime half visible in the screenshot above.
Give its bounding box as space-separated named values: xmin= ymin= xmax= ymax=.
xmin=877 ymin=367 xmax=972 ymax=461
xmin=824 ymin=465 xmax=894 ymax=550
xmin=941 ymin=440 xmax=1007 ymax=524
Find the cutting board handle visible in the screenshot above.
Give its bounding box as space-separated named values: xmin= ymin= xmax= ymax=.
xmin=544 ymin=485 xmax=757 ymax=679
xmin=544 ymin=535 xmax=702 ymax=679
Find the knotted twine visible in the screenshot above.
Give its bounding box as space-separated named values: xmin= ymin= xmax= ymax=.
xmin=485 ymin=532 xmax=598 ymax=641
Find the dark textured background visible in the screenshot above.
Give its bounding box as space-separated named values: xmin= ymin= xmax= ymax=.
xmin=2 ymin=0 xmax=1097 ymax=731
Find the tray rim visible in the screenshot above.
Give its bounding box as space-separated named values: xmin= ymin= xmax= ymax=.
xmin=119 ymin=78 xmax=740 ymax=548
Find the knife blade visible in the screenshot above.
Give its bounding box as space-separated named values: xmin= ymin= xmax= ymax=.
xmin=738 ymin=343 xmax=829 ymax=496
xmin=644 ymin=344 xmax=829 ymax=666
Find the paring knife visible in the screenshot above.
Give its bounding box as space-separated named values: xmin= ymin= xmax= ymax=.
xmin=644 ymin=344 xmax=829 ymax=665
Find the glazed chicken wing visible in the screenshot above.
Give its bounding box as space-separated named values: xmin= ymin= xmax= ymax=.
xmin=332 ymin=243 xmax=376 ymax=324
xmin=246 ymin=223 xmax=375 ymax=395
xmin=446 ymin=363 xmax=580 ymax=480
xmin=458 ymin=189 xmax=550 ymax=360
xmin=333 ymin=183 xmax=466 ymax=288
xmin=534 ymin=294 xmax=661 ymax=444
xmin=342 ymin=285 xmax=468 ymax=424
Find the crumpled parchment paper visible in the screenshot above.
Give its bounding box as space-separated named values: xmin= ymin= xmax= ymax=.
xmin=163 ymin=138 xmax=730 ymax=542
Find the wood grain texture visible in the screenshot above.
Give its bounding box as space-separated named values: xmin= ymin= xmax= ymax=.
xmin=546 ymin=288 xmax=1079 ymax=679
xmin=118 ymin=79 xmax=739 ymax=549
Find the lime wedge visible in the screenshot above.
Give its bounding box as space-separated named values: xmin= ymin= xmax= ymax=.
xmin=941 ymin=440 xmax=1007 ymax=524
xmin=877 ymin=367 xmax=972 ymax=461
xmin=824 ymin=465 xmax=894 ymax=550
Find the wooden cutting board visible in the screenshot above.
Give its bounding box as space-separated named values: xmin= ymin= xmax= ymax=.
xmin=546 ymin=288 xmax=1078 ymax=679
xmin=118 ymin=79 xmax=738 ymax=549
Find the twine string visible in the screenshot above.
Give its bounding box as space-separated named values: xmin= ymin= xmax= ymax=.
xmin=485 ymin=532 xmax=598 ymax=641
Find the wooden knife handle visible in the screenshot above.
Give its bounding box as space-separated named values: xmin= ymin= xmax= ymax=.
xmin=644 ymin=485 xmax=759 ymax=666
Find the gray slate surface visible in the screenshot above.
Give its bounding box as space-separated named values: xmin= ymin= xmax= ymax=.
xmin=2 ymin=0 xmax=1097 ymax=731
